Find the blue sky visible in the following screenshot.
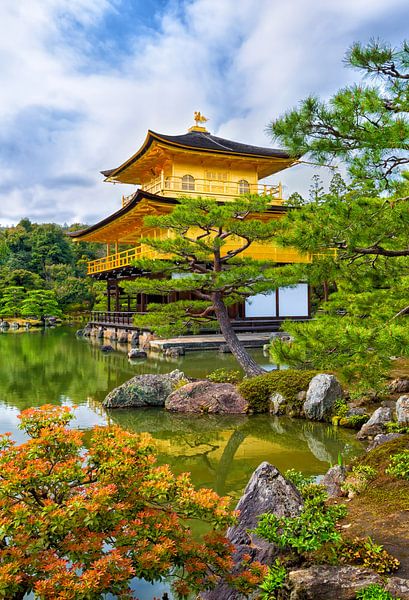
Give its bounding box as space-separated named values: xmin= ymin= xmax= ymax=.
xmin=0 ymin=0 xmax=408 ymax=226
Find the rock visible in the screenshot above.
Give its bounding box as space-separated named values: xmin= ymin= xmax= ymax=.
xmin=356 ymin=406 xmax=393 ymax=440
xmin=1 ymin=321 xmax=9 ymax=329
xmin=385 ymin=577 xmax=409 ymax=599
xmin=164 ymin=347 xmax=185 ymax=357
xmin=128 ymin=349 xmax=147 ymax=359
xmin=297 ymin=390 xmax=307 ymax=403
xmin=10 ymin=322 xmax=19 ymax=329
xmin=303 ymin=374 xmax=343 ymax=421
xmin=389 ymin=378 xmax=409 ymax=394
xmin=366 ymin=433 xmax=402 ymax=451
xmin=346 ymin=407 xmax=367 ymax=416
xmin=201 ymin=462 xmax=303 ymax=600
xmin=270 ymin=392 xmax=286 ymax=415
xmin=76 ymin=329 xmax=84 ymax=337
xmin=396 ymin=395 xmax=409 ymax=423
xmin=321 ymin=465 xmax=346 ymax=498
xmin=165 ymin=381 xmax=248 ymax=414
xmin=218 ymin=344 xmax=231 ymax=353
xmin=101 ymin=345 xmax=114 ymax=353
xmin=97 ymin=327 xmax=104 ymax=339
xmin=130 ymin=332 xmax=139 ymax=348
xmin=285 ymin=565 xmax=382 ymax=599
xmin=103 ymin=370 xmax=186 ymax=409
xmin=118 ymin=333 xmax=128 ymax=344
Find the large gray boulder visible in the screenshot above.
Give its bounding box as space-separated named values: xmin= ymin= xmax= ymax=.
xmin=396 ymin=395 xmax=409 ymax=423
xmin=356 ymin=406 xmax=393 ymax=440
xmin=385 ymin=577 xmax=409 ymax=599
xmin=165 ymin=380 xmax=248 ymax=414
xmin=285 ymin=566 xmax=382 ymax=599
xmin=303 ymin=374 xmax=343 ymax=421
xmin=201 ymin=462 xmax=303 ymax=600
xmin=103 ymin=370 xmax=186 ymax=408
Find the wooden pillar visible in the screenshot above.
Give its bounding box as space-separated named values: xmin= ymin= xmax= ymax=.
xmin=106 ymin=244 xmax=110 ymax=256
xmin=107 ymin=280 xmax=111 ymax=312
xmin=115 ymin=281 xmax=120 ymax=312
xmin=275 ymin=288 xmax=280 ymax=318
xmin=140 ymin=293 xmax=146 ymax=313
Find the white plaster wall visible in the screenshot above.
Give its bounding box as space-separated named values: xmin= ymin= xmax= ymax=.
xmin=245 ymin=291 xmax=277 ymax=317
xmin=278 ymin=284 xmax=309 ymax=317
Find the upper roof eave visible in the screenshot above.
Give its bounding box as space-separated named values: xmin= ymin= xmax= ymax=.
xmin=101 ymin=130 xmax=299 ymax=181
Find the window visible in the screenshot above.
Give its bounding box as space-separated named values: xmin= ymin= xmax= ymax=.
xmin=238 ymin=179 xmax=250 ymax=194
xmin=181 ymin=174 xmax=195 ymax=191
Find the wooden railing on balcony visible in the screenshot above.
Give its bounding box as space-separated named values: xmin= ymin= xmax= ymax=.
xmin=140 ymin=176 xmax=283 ymax=201
xmin=89 ymin=311 xmax=139 ymax=326
xmin=87 ymin=245 xmax=162 ymax=275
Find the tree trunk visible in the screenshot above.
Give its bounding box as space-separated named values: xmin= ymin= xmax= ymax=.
xmin=212 ymin=293 xmax=265 ymax=377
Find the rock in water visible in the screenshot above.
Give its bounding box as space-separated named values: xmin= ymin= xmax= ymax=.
xmin=128 ymin=348 xmax=147 ymax=359
xmin=269 ymin=392 xmax=286 ymax=415
xmin=103 ymin=370 xmax=186 ymax=408
xmin=201 ymin=462 xmax=303 ymax=600
xmin=286 ymin=566 xmax=382 ymax=599
xmin=165 ymin=381 xmax=248 ymax=414
xmin=303 ymin=374 xmax=343 ymax=421
xmin=396 ymin=395 xmax=409 ymax=423
xmin=366 ymin=433 xmax=402 ymax=451
xmin=356 ymin=406 xmax=393 ymax=440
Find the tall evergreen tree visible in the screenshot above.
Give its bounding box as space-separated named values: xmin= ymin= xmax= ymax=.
xmin=268 ymin=39 xmax=409 ymax=389
xmin=125 ymin=196 xmax=297 ymax=377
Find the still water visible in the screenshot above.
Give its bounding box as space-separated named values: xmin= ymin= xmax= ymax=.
xmin=0 ymin=327 xmax=364 ymax=598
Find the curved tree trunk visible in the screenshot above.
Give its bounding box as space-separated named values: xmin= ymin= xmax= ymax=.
xmin=212 ymin=293 xmax=265 ymax=377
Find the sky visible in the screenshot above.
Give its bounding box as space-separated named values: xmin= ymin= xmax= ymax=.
xmin=0 ymin=0 xmax=407 ymax=227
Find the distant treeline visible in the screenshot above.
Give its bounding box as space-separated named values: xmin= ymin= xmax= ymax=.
xmin=0 ymin=219 xmax=104 ymax=317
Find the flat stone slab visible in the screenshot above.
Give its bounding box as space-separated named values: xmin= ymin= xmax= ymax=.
xmin=149 ymin=333 xmax=271 ymax=352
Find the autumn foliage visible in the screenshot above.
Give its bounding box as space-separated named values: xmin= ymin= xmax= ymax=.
xmin=0 ymin=405 xmax=266 ymax=599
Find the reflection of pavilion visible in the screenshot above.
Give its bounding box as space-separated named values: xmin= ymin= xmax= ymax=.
xmin=106 ymin=411 xmax=362 ymax=499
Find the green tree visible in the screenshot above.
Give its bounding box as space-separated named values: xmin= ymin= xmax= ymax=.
xmin=0 ymin=286 xmax=25 ymax=318
xmin=267 ymin=39 xmax=409 ymax=390
xmin=20 ymin=290 xmax=62 ymax=322
xmin=125 ymin=196 xmax=297 ymax=377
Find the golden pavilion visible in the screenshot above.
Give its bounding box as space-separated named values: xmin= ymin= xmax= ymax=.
xmin=70 ymin=114 xmax=310 ymax=331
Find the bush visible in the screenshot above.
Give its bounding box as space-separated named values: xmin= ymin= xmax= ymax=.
xmin=254 ymin=487 xmax=347 ymax=554
xmin=340 ymin=537 xmax=399 ymax=574
xmin=386 ymin=421 xmax=409 ymax=434
xmin=355 ymin=584 xmax=396 ymax=599
xmin=341 ymin=465 xmax=376 ymax=496
xmin=238 ymin=369 xmax=317 ymax=413
xmin=339 ymin=414 xmax=370 ymax=429
xmin=386 ymin=450 xmax=409 ymax=480
xmin=259 ymin=560 xmax=287 ymax=599
xmin=208 ymin=368 xmax=242 ymax=384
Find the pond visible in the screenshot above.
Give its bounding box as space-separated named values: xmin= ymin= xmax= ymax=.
xmin=0 ymin=327 xmax=364 ymax=598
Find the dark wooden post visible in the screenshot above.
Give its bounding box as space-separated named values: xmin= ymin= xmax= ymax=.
xmin=107 ymin=280 xmax=111 ymax=312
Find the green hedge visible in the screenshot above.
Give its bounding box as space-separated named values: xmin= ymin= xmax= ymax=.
xmin=238 ymin=369 xmax=318 ymax=414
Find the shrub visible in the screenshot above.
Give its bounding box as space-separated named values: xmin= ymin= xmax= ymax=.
xmin=386 ymin=421 xmax=409 ymax=434
xmin=339 ymin=414 xmax=370 ymax=429
xmin=386 ymin=450 xmax=409 ymax=480
xmin=340 ymin=537 xmax=400 ymax=574
xmin=259 ymin=560 xmax=287 ymax=599
xmin=0 ymin=406 xmax=267 ymax=599
xmin=284 ymin=469 xmax=314 ymax=492
xmin=254 ymin=488 xmax=347 ymax=554
xmin=355 ymin=584 xmax=396 ymax=599
xmin=208 ymin=368 xmax=242 ymax=384
xmin=238 ymin=369 xmax=317 ymax=413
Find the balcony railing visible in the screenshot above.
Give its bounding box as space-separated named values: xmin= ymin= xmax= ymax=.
xmin=87 ymin=245 xmax=163 ymax=275
xmin=139 ymin=176 xmax=283 ymax=201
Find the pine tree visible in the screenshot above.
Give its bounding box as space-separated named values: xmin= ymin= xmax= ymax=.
xmin=124 ymin=196 xmax=298 ymax=377
xmin=267 ymin=39 xmax=409 ymax=390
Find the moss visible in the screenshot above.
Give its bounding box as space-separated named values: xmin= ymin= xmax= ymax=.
xmin=348 ymin=435 xmax=409 ymax=514
xmin=339 ymin=414 xmax=369 ymax=429
xmin=238 ymin=369 xmax=318 ymax=414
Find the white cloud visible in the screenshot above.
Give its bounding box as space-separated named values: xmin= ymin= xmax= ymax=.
xmin=0 ymin=0 xmax=407 ymax=226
